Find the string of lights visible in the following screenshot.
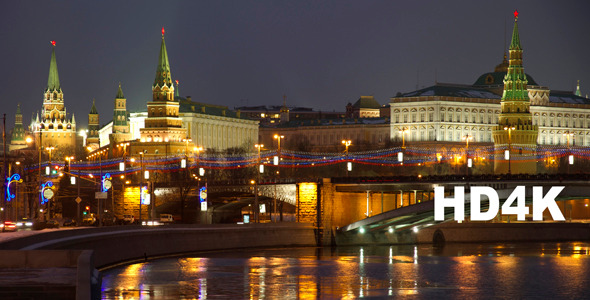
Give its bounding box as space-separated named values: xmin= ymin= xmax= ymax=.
xmin=21 ymin=144 xmax=590 ymax=176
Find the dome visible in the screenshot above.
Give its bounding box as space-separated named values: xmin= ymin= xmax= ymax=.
xmin=473 ymin=71 xmax=538 ymax=87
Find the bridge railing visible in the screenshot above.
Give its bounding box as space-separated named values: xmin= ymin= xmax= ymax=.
xmin=331 ymin=173 xmax=590 ymax=184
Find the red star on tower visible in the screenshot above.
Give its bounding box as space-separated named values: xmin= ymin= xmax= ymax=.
xmin=514 ymin=9 xmax=518 ymax=20
xmin=51 ymin=40 xmax=55 ymax=46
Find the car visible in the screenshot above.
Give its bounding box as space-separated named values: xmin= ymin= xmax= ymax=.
xmin=123 ymin=214 xmax=135 ymax=224
xmin=45 ymin=220 xmax=60 ymax=229
xmin=16 ymin=218 xmax=34 ymax=229
xmin=160 ymin=214 xmax=174 ymax=223
xmin=82 ymin=214 xmax=97 ymax=226
xmin=63 ymin=218 xmax=76 ymax=227
xmin=1 ymin=221 xmax=17 ymax=232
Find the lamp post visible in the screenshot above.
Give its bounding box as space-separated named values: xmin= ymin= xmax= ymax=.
xmin=504 ymin=126 xmax=515 ymax=175
xmin=139 ymin=151 xmax=144 ymax=225
xmin=271 ymin=134 xmax=285 ymax=219
xmin=342 ymin=139 xmax=352 ymax=176
xmin=273 ymin=134 xmax=284 ymax=220
xmin=118 ymin=142 xmax=130 ymax=211
xmin=462 ymin=134 xmax=473 ymax=176
xmin=564 ymin=131 xmax=574 ymax=174
xmin=254 ymin=144 xmax=264 ymax=223
xmin=399 ymin=127 xmax=409 ymax=149
xmin=44 ymin=146 xmax=55 ymax=220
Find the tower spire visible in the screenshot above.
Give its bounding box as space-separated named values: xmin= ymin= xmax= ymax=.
xmin=175 ymin=80 xmax=179 ymax=98
xmin=46 ymin=41 xmax=61 ymax=92
xmin=90 ymin=98 xmax=98 ymax=114
xmin=492 ymin=10 xmax=538 ymax=175
xmin=116 ymin=82 xmax=125 ymax=98
xmin=575 ymin=80 xmax=582 ymax=97
xmin=154 ymin=27 xmax=172 ymax=88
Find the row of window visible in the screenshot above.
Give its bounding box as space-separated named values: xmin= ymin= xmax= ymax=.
xmin=401 ymin=129 xmax=590 ymax=146
xmin=394 ymin=112 xmax=590 ymax=129
xmin=394 ymin=112 xmax=497 ymax=124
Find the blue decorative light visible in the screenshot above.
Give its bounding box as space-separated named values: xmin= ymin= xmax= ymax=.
xmin=102 ymin=173 xmax=112 ymax=192
xmin=6 ymin=173 xmax=23 ymax=201
xmin=41 ymin=181 xmax=54 ymax=205
xmin=199 ymin=186 xmax=207 ymax=203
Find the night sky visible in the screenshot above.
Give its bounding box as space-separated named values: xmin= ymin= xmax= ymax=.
xmin=1 ymin=1 xmax=589 ymax=130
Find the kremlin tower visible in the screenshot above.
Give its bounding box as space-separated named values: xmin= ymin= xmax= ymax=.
xmin=8 ymin=104 xmax=26 ymax=152
xmin=32 ymin=41 xmax=76 ymax=160
xmin=87 ymin=99 xmax=100 ymax=150
xmin=492 ymin=11 xmax=539 ymax=174
xmin=109 ymin=83 xmax=131 ymax=145
xmin=139 ymin=28 xmax=187 ymax=145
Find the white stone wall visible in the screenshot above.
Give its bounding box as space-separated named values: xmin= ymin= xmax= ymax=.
xmin=390 ymin=100 xmax=499 ymax=144
xmin=391 ymin=98 xmax=590 ymax=146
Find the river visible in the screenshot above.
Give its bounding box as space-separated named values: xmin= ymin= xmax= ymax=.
xmin=101 ymin=242 xmax=590 ymax=299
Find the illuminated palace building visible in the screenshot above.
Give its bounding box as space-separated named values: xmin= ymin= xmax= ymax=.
xmin=94 ymin=29 xmax=258 ymax=158
xmin=390 ymin=12 xmax=588 ymax=174
xmin=29 ymin=42 xmax=77 ymax=159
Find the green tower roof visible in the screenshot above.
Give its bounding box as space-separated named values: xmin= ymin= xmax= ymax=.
xmin=154 ymin=28 xmax=172 ymax=87
xmin=510 ymin=10 xmax=522 ymax=50
xmin=502 ymin=10 xmax=528 ymax=101
xmin=16 ymin=102 xmax=21 ymax=115
xmin=46 ymin=43 xmax=61 ymax=92
xmin=90 ymin=98 xmax=98 ymax=114
xmin=116 ymin=82 xmax=125 ymax=98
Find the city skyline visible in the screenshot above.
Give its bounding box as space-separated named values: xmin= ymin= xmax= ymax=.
xmin=1 ymin=1 xmax=589 ymax=130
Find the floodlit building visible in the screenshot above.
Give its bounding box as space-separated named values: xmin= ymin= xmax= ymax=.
xmin=97 ymin=29 xmax=258 ymax=157
xmin=30 ymin=42 xmax=77 ymax=160
xmin=389 ymin=12 xmax=589 ymax=174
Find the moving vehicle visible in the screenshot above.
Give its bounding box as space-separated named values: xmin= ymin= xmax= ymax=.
xmin=1 ymin=221 xmax=17 ymax=232
xmin=160 ymin=214 xmax=174 ymax=223
xmin=16 ymin=218 xmax=34 ymax=229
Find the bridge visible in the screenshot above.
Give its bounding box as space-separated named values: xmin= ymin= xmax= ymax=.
xmin=205 ymin=174 xmax=590 ymax=246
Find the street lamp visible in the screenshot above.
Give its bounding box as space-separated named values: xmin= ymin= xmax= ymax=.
xmin=564 ymin=131 xmax=575 ymax=173
xmin=139 ymin=151 xmax=144 ymax=224
xmin=194 ymin=146 xmax=204 ymax=176
xmin=342 ymin=140 xmax=352 ymax=175
xmin=45 ymin=146 xmax=55 ymax=175
xmin=504 ymin=126 xmax=515 ymax=174
xmin=254 ymin=144 xmax=264 ymax=223
xmin=399 ymin=127 xmax=409 ymax=149
xmin=43 ymin=146 xmax=55 ymax=219
xmin=273 ymin=134 xmax=284 ymax=166
xmin=462 ymin=134 xmax=473 ymax=176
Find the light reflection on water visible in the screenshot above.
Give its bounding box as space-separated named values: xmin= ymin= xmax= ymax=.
xmin=102 ymin=242 xmax=590 ymax=299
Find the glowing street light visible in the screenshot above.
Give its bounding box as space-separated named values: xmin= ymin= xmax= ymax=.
xmin=462 ymin=134 xmax=473 ymax=175
xmin=504 ymin=126 xmax=515 ymax=174
xmin=273 ymin=134 xmax=284 ymax=166
xmin=254 ymin=144 xmax=264 ymax=223
xmin=399 ymin=127 xmax=409 ymax=149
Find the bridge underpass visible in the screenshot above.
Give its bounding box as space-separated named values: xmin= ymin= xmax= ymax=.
xmin=335 ymin=181 xmax=590 ymax=245
xmin=207 ymin=184 xmax=297 ymax=223
xmin=205 ymin=177 xmax=590 ymax=245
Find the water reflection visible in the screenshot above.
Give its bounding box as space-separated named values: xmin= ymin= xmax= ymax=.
xmin=102 ymin=242 xmax=590 ymax=299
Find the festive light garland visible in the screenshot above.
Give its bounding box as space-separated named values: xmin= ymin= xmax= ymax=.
xmin=20 ymin=144 xmax=590 ymax=175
